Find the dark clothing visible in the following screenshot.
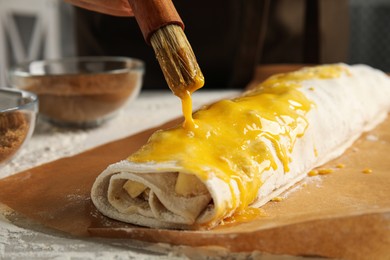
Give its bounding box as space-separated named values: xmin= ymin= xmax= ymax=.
xmin=74 ymin=0 xmax=348 ymax=90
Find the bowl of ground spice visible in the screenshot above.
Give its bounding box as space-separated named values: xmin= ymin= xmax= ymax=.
xmin=9 ymin=56 xmax=144 ymax=128
xmin=0 ymin=88 xmax=38 ymax=167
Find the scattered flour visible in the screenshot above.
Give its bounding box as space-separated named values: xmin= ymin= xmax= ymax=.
xmin=365 ymin=134 xmax=379 ymax=142
xmin=0 ymin=213 xmax=182 ymax=260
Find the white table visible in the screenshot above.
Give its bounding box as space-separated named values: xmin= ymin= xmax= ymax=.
xmin=0 ymin=90 xmax=240 ymax=259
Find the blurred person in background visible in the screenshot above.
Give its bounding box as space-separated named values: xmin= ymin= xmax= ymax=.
xmin=66 ymin=0 xmax=349 ymax=90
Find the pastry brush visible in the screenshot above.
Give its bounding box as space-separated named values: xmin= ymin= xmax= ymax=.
xmin=127 ymin=0 xmax=204 ymax=99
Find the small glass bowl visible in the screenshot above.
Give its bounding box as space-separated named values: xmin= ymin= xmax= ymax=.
xmin=0 ymin=88 xmax=38 ymax=167
xmin=9 ymin=56 xmax=144 ymax=128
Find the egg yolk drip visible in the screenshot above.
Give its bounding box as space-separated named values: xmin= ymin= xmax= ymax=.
xmin=129 ymin=65 xmax=349 ymax=222
xmin=178 ymin=75 xmax=204 ymax=130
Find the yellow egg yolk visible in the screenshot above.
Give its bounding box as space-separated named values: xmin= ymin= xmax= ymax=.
xmin=129 ymin=65 xmax=349 ymax=222
xmin=178 ymin=74 xmax=204 ymax=130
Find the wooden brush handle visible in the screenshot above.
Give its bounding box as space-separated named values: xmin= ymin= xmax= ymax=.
xmin=128 ymin=0 xmax=184 ymax=44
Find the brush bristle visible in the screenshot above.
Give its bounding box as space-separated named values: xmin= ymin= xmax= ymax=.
xmin=150 ymin=24 xmax=204 ymax=97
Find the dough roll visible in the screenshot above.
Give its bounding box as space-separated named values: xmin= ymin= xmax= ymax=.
xmin=91 ymin=64 xmax=390 ymax=229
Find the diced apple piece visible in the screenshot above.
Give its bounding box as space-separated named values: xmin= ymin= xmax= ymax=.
xmin=123 ymin=180 xmax=147 ymax=198
xmin=175 ymin=173 xmax=208 ymax=197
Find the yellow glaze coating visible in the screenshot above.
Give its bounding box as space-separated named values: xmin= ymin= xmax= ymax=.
xmin=362 ymin=168 xmax=373 ymax=174
xmin=221 ymin=207 xmax=267 ymax=226
xmin=336 ymin=163 xmax=346 ymax=168
xmin=271 ymin=196 xmax=284 ymax=202
xmin=318 ymin=168 xmax=335 ymax=175
xmin=129 ymin=65 xmax=349 ymax=222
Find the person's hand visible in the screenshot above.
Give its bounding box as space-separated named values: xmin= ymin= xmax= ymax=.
xmin=65 ymin=0 xmax=133 ymax=16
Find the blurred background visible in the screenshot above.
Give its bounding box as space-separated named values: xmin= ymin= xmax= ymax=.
xmin=0 ymin=0 xmax=389 ymax=88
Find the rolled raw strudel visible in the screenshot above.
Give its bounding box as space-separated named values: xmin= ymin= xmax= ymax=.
xmin=91 ymin=64 xmax=390 ymax=229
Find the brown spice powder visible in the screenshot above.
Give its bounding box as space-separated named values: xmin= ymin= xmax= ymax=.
xmin=17 ymin=71 xmax=140 ymax=124
xmin=0 ymin=111 xmax=29 ymax=163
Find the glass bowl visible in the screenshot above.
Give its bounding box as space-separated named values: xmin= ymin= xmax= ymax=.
xmin=0 ymin=88 xmax=38 ymax=167
xmin=9 ymin=56 xmax=144 ymax=128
